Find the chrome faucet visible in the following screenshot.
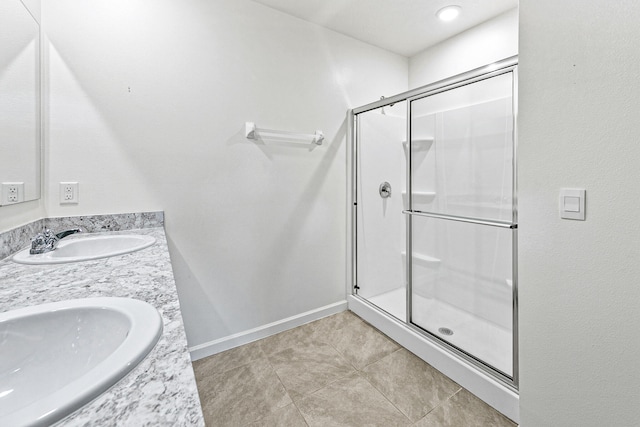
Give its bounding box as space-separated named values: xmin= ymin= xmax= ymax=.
xmin=30 ymin=228 xmax=83 ymax=254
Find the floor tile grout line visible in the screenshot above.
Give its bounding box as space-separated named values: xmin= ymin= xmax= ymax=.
xmin=194 ymin=311 xmax=511 ymax=426
xmin=355 ymin=346 xmax=403 ymax=372
xmin=322 ymin=338 xmax=362 ymax=372
xmin=308 ymin=313 xmax=367 ymax=371
xmin=265 ymin=352 xmax=295 ymax=404
xmin=316 ymin=314 xmax=402 ymax=372
xmin=345 ymin=313 xmax=479 ymax=422
xmin=357 ymin=370 xmax=415 ymax=425
xmin=300 ymin=365 xmax=359 ymax=399
xmin=306 ymin=313 xmax=406 ymax=402
xmin=238 ymin=356 xmax=296 ymax=427
xmin=265 ymin=335 xmax=360 ymax=406
xmin=192 ymin=342 xmax=267 ymax=378
xmin=284 ymin=359 xmax=359 ymax=404
xmin=291 ymin=398 xmax=311 ymax=427
xmin=198 ymin=342 xmax=293 ymax=427
xmin=357 ymin=346 xmax=462 ymax=424
xmin=413 ymin=386 xmax=464 ymax=424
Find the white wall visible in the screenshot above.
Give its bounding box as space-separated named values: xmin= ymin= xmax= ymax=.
xmin=42 ymin=0 xmax=407 ymax=349
xmin=409 ymin=8 xmax=518 ymax=89
xmin=0 ymin=199 xmax=44 ymax=232
xmin=518 ymin=1 xmax=640 ymax=425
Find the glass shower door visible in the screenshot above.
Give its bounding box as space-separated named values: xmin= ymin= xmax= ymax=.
xmin=407 ymin=72 xmax=516 ymax=377
xmin=354 ymin=101 xmax=408 ymax=321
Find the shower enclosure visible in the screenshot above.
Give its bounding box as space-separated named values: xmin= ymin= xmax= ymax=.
xmin=349 ymin=58 xmax=518 ymax=394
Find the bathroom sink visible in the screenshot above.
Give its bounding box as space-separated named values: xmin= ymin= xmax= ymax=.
xmin=0 ymin=297 xmax=163 ymax=426
xmin=12 ymin=234 xmax=156 ymax=265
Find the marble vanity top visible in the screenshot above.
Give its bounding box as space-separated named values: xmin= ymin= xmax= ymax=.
xmin=0 ymin=225 xmax=205 ymax=426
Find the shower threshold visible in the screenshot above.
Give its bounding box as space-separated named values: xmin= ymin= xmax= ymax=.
xmin=366 ymin=288 xmax=512 ymax=376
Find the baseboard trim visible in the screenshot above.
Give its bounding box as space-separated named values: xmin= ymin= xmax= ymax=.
xmin=189 ymin=300 xmax=348 ymax=361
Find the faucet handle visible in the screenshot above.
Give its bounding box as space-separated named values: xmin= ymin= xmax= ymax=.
xmin=30 ymin=229 xmax=58 ymax=254
xmin=29 ymin=228 xmax=83 ymax=254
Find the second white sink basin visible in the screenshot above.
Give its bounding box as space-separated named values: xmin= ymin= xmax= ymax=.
xmin=0 ymin=297 xmax=163 ymax=426
xmin=12 ymin=234 xmax=156 ymax=265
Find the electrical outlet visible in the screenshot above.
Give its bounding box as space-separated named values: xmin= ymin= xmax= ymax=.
xmin=60 ymin=182 xmax=79 ymax=204
xmin=7 ymin=186 xmax=18 ymax=203
xmin=1 ymin=182 xmax=24 ymax=205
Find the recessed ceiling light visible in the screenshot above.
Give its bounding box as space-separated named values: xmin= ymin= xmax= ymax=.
xmin=436 ymin=5 xmax=462 ymax=22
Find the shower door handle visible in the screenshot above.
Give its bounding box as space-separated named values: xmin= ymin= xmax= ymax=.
xmin=379 ymin=182 xmax=392 ymax=198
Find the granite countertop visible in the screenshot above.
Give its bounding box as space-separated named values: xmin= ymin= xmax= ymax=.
xmin=0 ymin=227 xmax=205 ymax=426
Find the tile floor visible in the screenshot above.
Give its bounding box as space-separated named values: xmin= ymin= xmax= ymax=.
xmin=193 ymin=310 xmax=517 ymax=427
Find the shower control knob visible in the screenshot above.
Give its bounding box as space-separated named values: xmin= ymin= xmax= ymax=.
xmin=379 ymin=182 xmax=392 ymax=198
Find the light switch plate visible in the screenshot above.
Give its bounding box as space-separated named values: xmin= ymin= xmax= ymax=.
xmin=560 ymin=188 xmax=585 ymax=220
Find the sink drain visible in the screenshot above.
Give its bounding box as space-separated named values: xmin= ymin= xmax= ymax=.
xmin=438 ymin=327 xmax=454 ymax=336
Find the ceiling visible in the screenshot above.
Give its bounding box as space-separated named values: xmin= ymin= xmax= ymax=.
xmin=251 ymin=0 xmax=518 ymax=57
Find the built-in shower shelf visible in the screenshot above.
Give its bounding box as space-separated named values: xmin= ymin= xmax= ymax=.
xmin=401 ymin=251 xmax=441 ymax=266
xmin=402 ymin=138 xmax=434 ymax=151
xmin=402 ymin=191 xmax=436 ymax=202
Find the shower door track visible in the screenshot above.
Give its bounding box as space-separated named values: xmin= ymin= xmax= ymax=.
xmin=349 ymin=55 xmax=519 ymax=390
xmin=351 ymin=57 xmax=517 ymax=116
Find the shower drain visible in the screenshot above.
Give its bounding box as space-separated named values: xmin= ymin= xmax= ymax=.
xmin=438 ymin=327 xmax=454 ymax=336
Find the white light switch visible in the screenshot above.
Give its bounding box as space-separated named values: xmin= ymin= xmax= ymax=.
xmin=563 ymin=196 xmax=581 ymax=212
xmin=560 ymin=189 xmax=585 ymax=220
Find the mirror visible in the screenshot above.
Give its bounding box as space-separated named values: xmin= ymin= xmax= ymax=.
xmin=0 ymin=0 xmax=40 ymax=206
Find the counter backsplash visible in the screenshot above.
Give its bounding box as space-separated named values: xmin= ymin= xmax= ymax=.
xmin=0 ymin=211 xmax=164 ymax=260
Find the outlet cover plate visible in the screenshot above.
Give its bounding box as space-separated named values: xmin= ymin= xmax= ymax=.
xmin=60 ymin=182 xmax=79 ymax=204
xmin=1 ymin=182 xmax=25 ymax=205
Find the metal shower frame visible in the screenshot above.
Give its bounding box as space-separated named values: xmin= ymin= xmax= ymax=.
xmin=348 ymin=56 xmax=519 ymax=390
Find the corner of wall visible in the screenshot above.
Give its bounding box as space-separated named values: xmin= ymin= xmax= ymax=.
xmin=408 ymin=7 xmax=518 ymax=89
xmin=20 ymin=0 xmax=40 ymax=24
